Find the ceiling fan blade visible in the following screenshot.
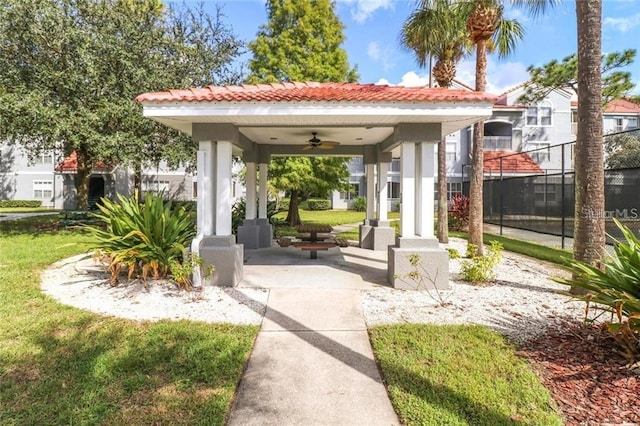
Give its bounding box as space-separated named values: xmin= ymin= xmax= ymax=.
xmin=302 ymin=145 xmax=314 ymax=151
xmin=318 ymin=141 xmax=339 ymax=149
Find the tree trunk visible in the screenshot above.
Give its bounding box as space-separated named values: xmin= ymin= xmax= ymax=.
xmin=74 ymin=149 xmax=92 ymax=211
xmin=437 ymin=136 xmax=449 ymax=243
xmin=573 ymin=0 xmax=604 ymax=294
xmin=468 ymin=38 xmax=487 ymax=256
xmin=286 ymin=189 xmax=302 ymax=226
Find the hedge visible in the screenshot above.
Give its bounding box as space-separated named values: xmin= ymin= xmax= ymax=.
xmin=0 ymin=200 xmax=42 ymax=208
xmin=306 ymin=199 xmax=331 ymax=210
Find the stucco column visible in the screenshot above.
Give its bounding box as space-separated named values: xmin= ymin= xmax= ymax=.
xmin=377 ymin=161 xmax=389 ymax=221
xmin=366 ymin=163 xmax=375 ymax=220
xmin=194 ymin=141 xmax=214 ymax=237
xmin=214 ymin=141 xmax=233 ymax=236
xmin=245 ymin=162 xmax=257 ymax=220
xmin=400 ymin=142 xmax=416 ymax=237
xmin=417 ymin=142 xmax=435 ymax=238
xmin=258 ymin=163 xmax=268 ymax=219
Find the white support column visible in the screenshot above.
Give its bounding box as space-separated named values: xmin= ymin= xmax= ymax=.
xmin=415 ymin=143 xmax=423 ymax=236
xmin=366 ymin=163 xmax=375 ymax=220
xmin=400 ymin=142 xmax=416 ymax=237
xmin=245 ymin=162 xmax=257 ymax=220
xmin=417 ymin=142 xmax=435 ymax=238
xmin=215 ymin=141 xmax=233 ymax=236
xmin=196 ymin=141 xmax=214 ymax=236
xmin=258 ymin=163 xmax=268 ymax=219
xmin=377 ymin=161 xmax=389 ymax=221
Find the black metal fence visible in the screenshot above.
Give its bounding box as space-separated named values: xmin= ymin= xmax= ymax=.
xmin=463 ymin=129 xmax=640 ymax=248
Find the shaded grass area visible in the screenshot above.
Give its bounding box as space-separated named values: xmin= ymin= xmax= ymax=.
xmin=369 ymin=324 xmax=563 ymax=426
xmin=450 ymin=231 xmax=572 ymax=265
xmin=0 ymin=230 xmax=258 ymax=425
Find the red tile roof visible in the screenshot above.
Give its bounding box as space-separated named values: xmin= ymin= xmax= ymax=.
xmin=483 ymin=151 xmax=544 ymax=174
xmin=55 ymin=151 xmax=114 ymax=174
xmin=605 ymin=98 xmax=640 ymax=114
xmin=136 ymin=82 xmax=497 ymax=104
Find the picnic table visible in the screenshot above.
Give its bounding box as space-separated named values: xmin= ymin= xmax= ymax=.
xmin=293 ymin=224 xmax=335 ymax=258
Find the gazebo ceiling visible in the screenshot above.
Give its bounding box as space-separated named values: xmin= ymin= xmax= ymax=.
xmin=136 ymin=82 xmax=497 ymax=148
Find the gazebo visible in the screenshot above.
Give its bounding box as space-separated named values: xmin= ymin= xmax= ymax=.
xmin=136 ymin=82 xmax=495 ymax=288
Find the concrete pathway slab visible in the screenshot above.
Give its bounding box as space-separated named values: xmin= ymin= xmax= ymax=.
xmin=227 ymin=330 xmax=399 ymax=426
xmin=261 ymin=289 xmax=366 ymax=331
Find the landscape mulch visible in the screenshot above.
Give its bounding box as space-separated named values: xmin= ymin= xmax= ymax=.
xmin=518 ymin=320 xmax=639 ymax=426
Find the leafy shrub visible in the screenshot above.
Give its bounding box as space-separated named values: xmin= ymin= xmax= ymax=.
xmin=447 ymin=248 xmax=461 ymax=259
xmin=556 ymin=219 xmax=640 ymax=360
xmin=169 ymin=200 xmax=196 ymax=212
xmin=460 ymin=241 xmax=503 ymax=284
xmin=351 ymin=196 xmax=367 ymax=212
xmin=307 ymin=199 xmax=331 ymax=210
xmin=169 ymin=253 xmax=214 ymax=290
xmin=0 ymin=200 xmax=42 ymax=208
xmin=88 ymin=192 xmax=196 ymax=285
xmin=391 ymin=202 xmax=400 ymax=212
xmin=448 ymin=194 xmax=470 ymax=231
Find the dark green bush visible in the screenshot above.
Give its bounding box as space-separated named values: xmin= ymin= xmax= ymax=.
xmin=351 ymin=196 xmax=366 ymax=212
xmin=278 ymin=198 xmax=290 ymax=212
xmin=168 ymin=200 xmax=196 ymax=212
xmin=0 ymin=200 xmax=42 ymax=208
xmin=232 ymin=198 xmax=278 ymax=234
xmin=88 ymin=192 xmax=196 ymax=285
xmin=306 ymin=199 xmax=331 ymax=210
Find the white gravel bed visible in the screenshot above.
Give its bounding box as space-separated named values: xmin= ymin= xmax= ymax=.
xmin=361 ymin=238 xmax=586 ymax=344
xmin=41 ymin=254 xmax=268 ymax=325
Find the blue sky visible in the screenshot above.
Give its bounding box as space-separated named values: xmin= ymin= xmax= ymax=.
xmin=196 ymin=0 xmax=640 ymax=95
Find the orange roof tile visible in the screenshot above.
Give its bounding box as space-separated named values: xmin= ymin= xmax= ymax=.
xmin=605 ymin=98 xmax=640 ymax=114
xmin=483 ymin=151 xmax=544 ymax=174
xmin=55 ymin=151 xmax=114 ymax=174
xmin=136 ymin=82 xmax=497 ymax=104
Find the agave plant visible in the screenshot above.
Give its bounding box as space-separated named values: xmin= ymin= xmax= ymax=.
xmin=87 ymin=192 xmax=196 ymax=285
xmin=556 ymin=219 xmax=640 ymax=360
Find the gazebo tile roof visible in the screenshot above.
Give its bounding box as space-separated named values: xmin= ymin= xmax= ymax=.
xmin=136 ymin=82 xmax=497 ymax=104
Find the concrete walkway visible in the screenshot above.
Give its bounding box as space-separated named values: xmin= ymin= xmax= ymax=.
xmin=227 ymin=246 xmax=399 ymax=426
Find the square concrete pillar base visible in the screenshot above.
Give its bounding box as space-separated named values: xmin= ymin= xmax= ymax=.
xmin=360 ymin=222 xmax=396 ymax=251
xmin=237 ymin=219 xmax=259 ymax=249
xmin=388 ymin=238 xmax=449 ymax=290
xmin=257 ymin=218 xmax=273 ymax=248
xmin=199 ymin=235 xmax=243 ymax=287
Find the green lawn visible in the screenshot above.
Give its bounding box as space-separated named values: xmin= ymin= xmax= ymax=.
xmin=0 ymin=228 xmax=258 ymax=425
xmin=369 ymin=324 xmax=563 ymax=425
xmin=0 ymin=207 xmax=59 ymax=213
xmin=1 ymin=213 xmax=569 ymax=425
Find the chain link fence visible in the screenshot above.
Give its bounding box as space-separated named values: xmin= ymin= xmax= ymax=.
xmin=463 ymin=129 xmax=640 ymax=248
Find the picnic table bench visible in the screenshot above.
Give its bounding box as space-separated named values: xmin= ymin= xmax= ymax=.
xmin=294 ymin=224 xmax=335 ymax=258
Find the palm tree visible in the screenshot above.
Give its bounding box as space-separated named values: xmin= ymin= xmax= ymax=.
xmin=400 ymin=0 xmax=470 ymax=244
xmin=573 ymin=0 xmax=604 ymax=292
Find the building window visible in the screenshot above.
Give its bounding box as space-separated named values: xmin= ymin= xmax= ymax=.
xmin=534 ymin=183 xmax=556 ymax=202
xmin=571 ymin=110 xmax=578 ymax=135
xmin=388 ymin=182 xmax=400 ymax=199
xmin=614 ymin=117 xmax=624 ymax=133
xmin=528 ymin=142 xmax=551 ymax=164
xmin=629 ymin=117 xmax=638 ymax=130
xmin=33 ymin=180 xmax=53 ymax=198
xmin=34 ymin=151 xmax=54 ymax=165
xmin=390 ymin=158 xmax=400 ymax=172
xmin=350 ymin=157 xmax=363 ymax=165
xmin=446 ymin=142 xmax=457 ymax=163
xmin=447 ymin=182 xmax=462 ymax=200
xmin=340 ymin=183 xmax=359 ymax=200
xmin=143 ymin=180 xmax=170 ymax=194
xmin=526 ymin=101 xmax=553 ymax=126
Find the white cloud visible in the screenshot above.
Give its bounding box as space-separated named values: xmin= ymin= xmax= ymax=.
xmin=603 ymin=14 xmax=640 ymax=32
xmin=375 ymin=78 xmax=391 ymax=86
xmin=367 ymin=41 xmax=380 ymax=61
xmin=366 ymin=41 xmax=396 ymax=71
xmin=398 ymin=71 xmax=429 ymax=87
xmin=339 ymin=0 xmax=395 ymax=23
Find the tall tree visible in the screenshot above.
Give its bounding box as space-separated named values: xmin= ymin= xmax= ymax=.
xmin=400 ymin=0 xmax=470 ymax=244
xmin=573 ymin=0 xmax=604 ymax=289
xmin=247 ymin=0 xmax=358 ymax=226
xmin=0 ymin=0 xmax=243 ymax=209
xmin=518 ymin=49 xmax=636 ymax=105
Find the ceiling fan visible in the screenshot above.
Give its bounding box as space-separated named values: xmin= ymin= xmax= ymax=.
xmin=303 ymin=132 xmax=340 ymax=150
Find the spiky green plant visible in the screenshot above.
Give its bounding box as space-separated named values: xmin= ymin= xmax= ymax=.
xmin=556 ymin=219 xmax=640 ymax=360
xmin=88 ymin=192 xmax=196 ymax=285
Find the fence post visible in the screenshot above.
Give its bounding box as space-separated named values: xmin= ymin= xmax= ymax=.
xmin=561 ymin=143 xmax=566 ymax=250
xmin=499 ymin=157 xmax=503 ymax=236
